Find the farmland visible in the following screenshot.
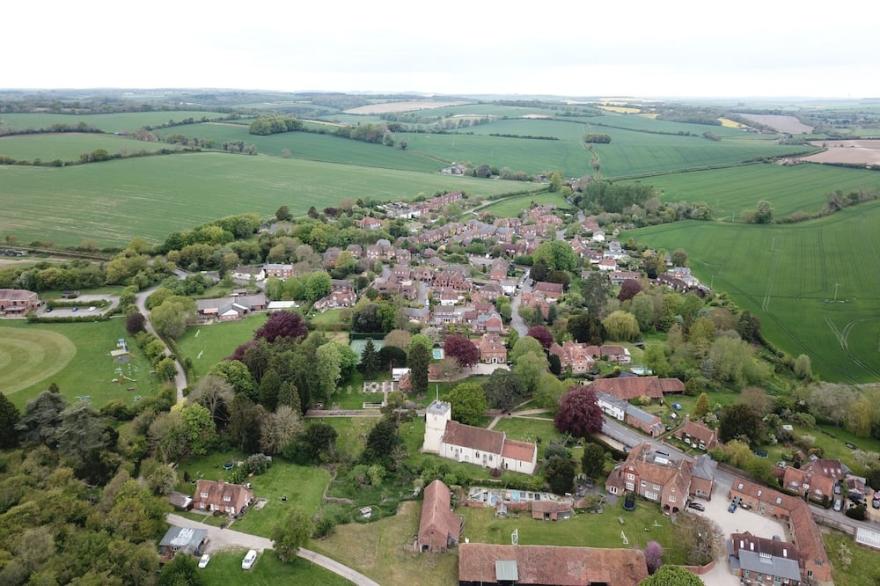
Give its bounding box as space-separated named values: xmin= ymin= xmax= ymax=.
xmin=0 ymin=319 xmax=162 ymax=408
xmin=0 ymin=132 xmax=179 ymax=162
xmin=156 ymin=122 xmax=444 ymax=172
xmin=625 ymin=201 xmax=880 ymax=382
xmin=344 ymin=100 xmax=467 ymax=114
xmin=739 ymin=113 xmax=813 ymax=134
xmin=0 ymin=152 xmax=535 ymax=246
xmin=0 ymin=110 xmax=227 ymax=133
xmin=626 ymin=162 xmax=880 ymax=220
xmin=801 ymin=139 xmax=880 ymax=166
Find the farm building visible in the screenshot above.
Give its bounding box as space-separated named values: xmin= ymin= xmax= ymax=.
xmin=159 ymin=526 xmax=207 ymax=560
xmin=417 ymin=480 xmax=462 ymax=553
xmin=590 ymin=376 xmax=684 ymax=401
xmin=458 ymin=543 xmax=648 ymax=586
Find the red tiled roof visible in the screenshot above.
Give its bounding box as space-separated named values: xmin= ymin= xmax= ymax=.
xmin=502 ymin=439 xmax=536 ymax=463
xmin=442 ymin=420 xmax=505 ymax=454
xmin=677 ymin=419 xmax=717 ymax=445
xmin=458 ymin=543 xmax=648 ymax=586
xmin=418 ymin=480 xmax=461 ymax=545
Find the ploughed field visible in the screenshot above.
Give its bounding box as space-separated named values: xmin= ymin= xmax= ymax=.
xmin=625 ymin=202 xmax=880 ymax=383
xmin=0 ymin=152 xmax=533 ymax=246
xmin=802 ymin=139 xmax=880 ymax=167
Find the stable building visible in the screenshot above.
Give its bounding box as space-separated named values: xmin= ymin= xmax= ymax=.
xmin=417 ymin=480 xmax=463 ymax=553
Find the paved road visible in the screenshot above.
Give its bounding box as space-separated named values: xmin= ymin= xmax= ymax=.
xmin=135 ymin=280 xmax=188 ymax=401
xmin=510 ymin=269 xmax=531 ymax=337
xmin=167 ymin=514 xmax=379 ymax=586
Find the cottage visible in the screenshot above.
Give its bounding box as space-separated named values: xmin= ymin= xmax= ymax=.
xmin=358 ymin=217 xmax=383 ymax=230
xmin=417 ymin=480 xmax=463 ymax=553
xmin=192 ymin=479 xmax=254 ymax=516
xmin=674 ymin=418 xmax=719 ymax=451
xmin=264 ymin=263 xmax=294 ymax=279
xmin=423 ymin=401 xmax=537 ymax=475
xmin=232 ymin=265 xmax=265 ymax=282
xmin=0 ymin=289 xmax=40 ymax=315
xmin=781 ymin=459 xmax=844 ymax=504
xmin=458 ymin=543 xmax=649 ymax=586
xmin=313 ymin=289 xmax=357 ymax=312
xmin=532 ymin=281 xmax=563 ymax=302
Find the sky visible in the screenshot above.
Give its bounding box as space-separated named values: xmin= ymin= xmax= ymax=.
xmin=4 ymin=0 xmax=880 ymax=98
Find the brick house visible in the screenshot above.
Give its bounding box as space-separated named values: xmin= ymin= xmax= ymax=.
xmin=192 ymin=480 xmax=254 ymax=516
xmin=781 ymin=459 xmax=844 ymax=504
xmin=263 ymin=263 xmax=294 ymax=279
xmin=605 ymin=443 xmax=715 ymax=512
xmin=358 ymin=217 xmax=383 ymax=230
xmin=549 ymin=341 xmax=594 ymax=374
xmin=532 ymin=281 xmax=563 ymax=302
xmin=590 ymin=376 xmax=684 ymax=401
xmin=0 ymin=289 xmax=40 ymax=315
xmin=417 ymin=480 xmax=462 ymax=553
xmin=729 ymin=532 xmax=803 ymax=585
xmin=674 ymin=417 xmax=719 ymax=451
xmin=476 ymin=333 xmax=507 ymax=364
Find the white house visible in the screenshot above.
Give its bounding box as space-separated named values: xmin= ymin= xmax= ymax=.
xmin=596 ymin=392 xmax=626 ymax=421
xmin=423 ymin=401 xmax=537 ymax=475
xmin=232 ymin=265 xmax=265 ymax=282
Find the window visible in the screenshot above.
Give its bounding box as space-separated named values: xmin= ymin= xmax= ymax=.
xmin=757 ymin=490 xmax=762 ymax=496
xmin=775 ymin=497 xmax=782 ymax=504
xmin=200 ymin=492 xmax=208 ymax=498
xmin=737 ymin=483 xmax=744 ymax=490
xmin=669 ymin=495 xmax=676 ymax=503
xmin=223 ymin=495 xmax=231 ymax=502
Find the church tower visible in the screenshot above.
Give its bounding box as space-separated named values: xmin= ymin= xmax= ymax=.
xmin=423 ymin=400 xmax=451 ymax=453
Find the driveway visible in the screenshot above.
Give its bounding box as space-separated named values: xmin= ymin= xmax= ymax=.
xmin=135 ymin=283 xmax=188 ymax=401
xmin=692 ymin=493 xmax=788 ymax=541
xmin=167 ymin=514 xmax=379 ymax=586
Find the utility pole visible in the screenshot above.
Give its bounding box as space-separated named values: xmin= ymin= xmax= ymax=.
xmin=833 ymin=282 xmax=840 ymax=302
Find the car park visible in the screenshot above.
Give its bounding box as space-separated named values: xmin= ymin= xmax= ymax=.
xmin=242 ymin=550 xmax=257 ymax=570
xmin=198 ymin=554 xmax=211 ymax=568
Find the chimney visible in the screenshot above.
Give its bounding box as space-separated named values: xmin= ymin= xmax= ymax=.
xmin=750 ymin=543 xmax=754 ymax=551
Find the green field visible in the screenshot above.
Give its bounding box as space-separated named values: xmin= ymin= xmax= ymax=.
xmin=625 ymin=202 xmax=880 ymax=382
xmin=155 ymin=122 xmax=445 ymax=172
xmin=0 ymin=318 xmax=162 ymax=408
xmin=200 ymin=550 xmax=352 ymax=586
xmin=176 ymin=450 xmax=331 ymax=538
xmin=0 ymin=132 xmax=178 ymax=162
xmin=480 ymin=191 xmax=570 ymax=217
xmin=0 ymin=111 xmax=226 ymax=133
xmin=0 ymin=152 xmax=536 ymax=246
xmin=177 ymin=314 xmax=267 ymax=382
xmin=626 ymin=163 xmax=880 ymax=220
xmin=584 ymin=113 xmax=751 ymax=138
xmin=824 ymin=531 xmax=880 ymax=586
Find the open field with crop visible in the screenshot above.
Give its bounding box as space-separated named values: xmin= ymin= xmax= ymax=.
xmin=625 ymin=201 xmax=880 ymax=382
xmin=480 ymin=191 xmax=570 ymax=217
xmin=625 ymin=163 xmax=880 ymax=220
xmin=739 ymin=114 xmax=813 ymax=134
xmin=802 ymin=139 xmax=880 ymax=166
xmin=0 ymin=111 xmax=226 ymax=133
xmin=344 ymin=100 xmax=467 ymax=114
xmin=156 ymin=122 xmax=444 ymax=172
xmin=0 ymin=318 xmax=162 ymax=408
xmin=177 ymin=314 xmax=267 ymax=382
xmin=584 ymin=113 xmax=750 ymax=138
xmin=0 ymin=132 xmax=179 ymax=162
xmin=0 ymin=152 xmax=536 ymax=246
xmin=201 ymin=550 xmax=351 ymax=586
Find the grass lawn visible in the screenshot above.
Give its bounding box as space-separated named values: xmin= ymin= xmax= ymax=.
xmin=0 ymin=133 xmax=180 ymax=162
xmin=200 ymin=549 xmax=351 ymax=586
xmin=311 ymin=501 xmax=458 ymax=586
xmin=823 ymin=531 xmax=880 ymax=586
xmin=625 ymin=201 xmax=880 ymax=383
xmin=175 ymin=450 xmax=331 ymax=538
xmin=767 ymin=424 xmax=880 ymax=475
xmin=0 ymin=152 xmax=535 ymax=246
xmin=309 ymin=417 xmax=375 ymax=460
xmin=310 ymin=308 xmax=349 ymax=329
xmin=459 ymin=499 xmax=690 ymax=564
xmin=480 ymin=191 xmax=570 ymax=217
xmin=492 ymin=417 xmax=573 ymax=461
xmin=0 ymin=318 xmax=163 ymax=409
xmin=177 ymin=314 xmax=267 ymax=382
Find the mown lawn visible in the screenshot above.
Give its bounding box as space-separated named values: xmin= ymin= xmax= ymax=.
xmin=823 ymin=531 xmax=880 ymax=586
xmin=200 ymin=549 xmax=351 ymax=586
xmin=177 ymin=314 xmax=266 ymax=382
xmin=460 ymin=499 xmax=690 ymax=564
xmin=1 ymin=318 xmax=163 ymax=409
xmin=175 ymin=450 xmax=331 ymax=538
xmin=311 ymin=501 xmax=458 ymax=586
xmin=625 ymin=201 xmax=880 ymax=383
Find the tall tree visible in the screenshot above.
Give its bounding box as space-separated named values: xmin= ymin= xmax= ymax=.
xmin=581 ymin=443 xmax=605 ymax=479
xmin=0 ymin=392 xmax=21 ymax=448
xmin=554 ymin=386 xmax=603 ymax=439
xmin=362 ymin=417 xmax=401 ymax=467
xmin=272 ymin=509 xmax=313 ymax=563
xmin=447 ymin=382 xmax=488 ymax=426
xmin=526 ymin=325 xmax=554 ymax=349
xmin=483 ymin=370 xmax=527 ymax=412
xmin=444 ymin=335 xmax=479 ymax=367
xmin=360 ymin=338 xmax=380 ymax=376
xmin=544 ymin=456 xmax=576 ymax=494
xmin=17 ymin=390 xmax=67 ymax=446
xmin=693 ymin=393 xmax=710 ymax=418
xmin=408 ymin=343 xmax=430 ymax=395
xmin=255 ymin=311 xmax=307 ymax=342
xmin=315 ymin=343 xmax=342 ymax=403
xmin=159 ymin=553 xmax=203 ymax=586
xmin=567 ymin=312 xmax=604 ymax=344
xmin=259 ymin=369 xmax=282 ymax=411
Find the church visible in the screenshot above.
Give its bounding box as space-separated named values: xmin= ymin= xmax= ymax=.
xmin=423 ymin=401 xmax=538 ymax=475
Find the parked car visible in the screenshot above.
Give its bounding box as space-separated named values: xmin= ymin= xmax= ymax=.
xmin=833 ymin=498 xmax=843 ymax=512
xmin=728 ymin=502 xmax=737 ymax=513
xmin=687 ymin=501 xmax=705 ymax=512
xmin=872 ymin=495 xmax=880 ymax=509
xmin=72 ymin=306 xmax=78 ymax=312
xmin=242 ymin=550 xmax=257 ymax=570
xmin=845 ymin=442 xmax=857 ymax=450
xmin=834 ymin=484 xmax=841 ymax=495
xmin=198 ymin=554 xmax=211 ymax=568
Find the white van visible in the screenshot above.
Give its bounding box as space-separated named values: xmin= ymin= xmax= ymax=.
xmin=242 ymin=549 xmax=258 ymax=570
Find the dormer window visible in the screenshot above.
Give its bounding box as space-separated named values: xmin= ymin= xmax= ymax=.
xmin=200 ymin=492 xmax=208 ymax=498
xmin=223 ymin=495 xmax=231 ymax=502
